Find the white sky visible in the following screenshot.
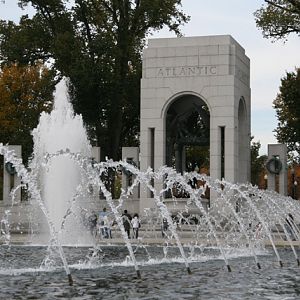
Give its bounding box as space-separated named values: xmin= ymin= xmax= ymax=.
xmin=1 ymin=0 xmax=299 ymax=155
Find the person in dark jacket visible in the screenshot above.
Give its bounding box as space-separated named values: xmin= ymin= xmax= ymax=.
xmin=88 ymin=211 xmax=98 ymax=237
xmin=122 ymin=209 xmax=132 ymax=238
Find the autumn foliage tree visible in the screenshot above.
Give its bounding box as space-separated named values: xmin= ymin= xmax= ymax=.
xmin=0 ymin=63 xmax=55 ymax=163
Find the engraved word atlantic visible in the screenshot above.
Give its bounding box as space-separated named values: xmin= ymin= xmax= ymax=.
xmin=157 ymin=65 xmax=217 ymax=77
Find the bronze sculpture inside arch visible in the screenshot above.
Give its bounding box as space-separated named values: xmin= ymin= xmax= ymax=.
xmin=166 ymin=95 xmax=210 ymax=175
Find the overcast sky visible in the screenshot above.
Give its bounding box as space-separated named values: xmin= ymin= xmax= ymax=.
xmin=1 ymin=0 xmax=299 ymax=155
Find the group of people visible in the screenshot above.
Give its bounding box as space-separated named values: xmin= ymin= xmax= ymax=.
xmin=87 ymin=208 xmax=141 ymax=239
xmin=121 ymin=210 xmax=141 ymax=239
xmin=87 ymin=207 xmax=112 ymax=239
xmin=88 ymin=209 xmax=299 ymax=242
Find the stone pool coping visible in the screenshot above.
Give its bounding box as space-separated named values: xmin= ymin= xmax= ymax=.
xmin=3 ymin=233 xmax=299 ymax=247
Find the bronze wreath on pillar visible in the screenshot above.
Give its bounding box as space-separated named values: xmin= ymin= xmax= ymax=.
xmin=5 ymin=162 xmax=16 ymax=175
xmin=122 ymin=158 xmax=138 ymax=177
xmin=266 ymin=157 xmax=282 ymax=175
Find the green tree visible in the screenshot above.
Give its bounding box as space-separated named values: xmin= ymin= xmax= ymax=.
xmin=0 ymin=0 xmax=189 ymax=160
xmin=254 ymin=0 xmax=300 ymax=41
xmin=0 ymin=63 xmax=55 ymax=163
xmin=251 ymin=137 xmax=267 ymax=186
xmin=273 ymin=68 xmax=300 ymax=158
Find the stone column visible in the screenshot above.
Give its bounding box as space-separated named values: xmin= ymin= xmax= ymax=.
xmin=3 ymin=145 xmax=22 ymax=204
xmin=122 ymin=147 xmax=139 ymax=199
xmin=267 ymin=144 xmax=287 ymax=196
xmin=122 ymin=147 xmax=140 ymax=214
xmin=91 ymin=147 xmax=101 ymax=163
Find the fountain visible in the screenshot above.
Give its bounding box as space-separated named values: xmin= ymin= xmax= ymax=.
xmin=1 ymin=78 xmax=300 ymax=298
xmin=30 ymin=78 xmax=92 ymax=245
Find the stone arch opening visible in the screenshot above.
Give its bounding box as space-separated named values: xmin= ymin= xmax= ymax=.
xmin=165 ymin=94 xmax=210 ymax=174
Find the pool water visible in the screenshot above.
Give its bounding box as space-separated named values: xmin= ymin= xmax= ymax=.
xmin=1 ymin=245 xmax=300 ymax=299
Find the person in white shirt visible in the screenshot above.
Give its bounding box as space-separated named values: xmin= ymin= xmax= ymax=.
xmin=131 ymin=213 xmax=140 ymax=239
xmin=98 ymin=207 xmax=112 ymax=238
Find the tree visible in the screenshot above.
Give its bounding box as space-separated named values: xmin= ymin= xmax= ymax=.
xmin=273 ymin=68 xmax=300 ymax=159
xmin=0 ymin=0 xmax=189 ymax=160
xmin=250 ymin=137 xmax=267 ymax=186
xmin=0 ymin=63 xmax=55 ymax=163
xmin=254 ymin=0 xmax=300 ymax=41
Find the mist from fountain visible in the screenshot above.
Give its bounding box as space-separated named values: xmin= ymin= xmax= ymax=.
xmin=30 ymin=78 xmax=92 ymax=245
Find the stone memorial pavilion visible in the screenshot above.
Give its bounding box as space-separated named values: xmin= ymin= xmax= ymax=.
xmin=139 ymin=35 xmax=251 ymax=210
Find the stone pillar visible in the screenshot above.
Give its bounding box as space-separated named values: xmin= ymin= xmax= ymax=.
xmin=139 ymin=125 xmax=159 ymax=212
xmin=3 ymin=145 xmax=22 ymax=204
xmin=91 ymin=147 xmax=101 ymax=196
xmin=91 ymin=146 xmax=101 ymax=163
xmin=266 ymin=144 xmax=287 ymax=196
xmin=181 ymin=146 xmax=186 ymax=173
xmin=122 ymin=147 xmax=139 ymax=199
